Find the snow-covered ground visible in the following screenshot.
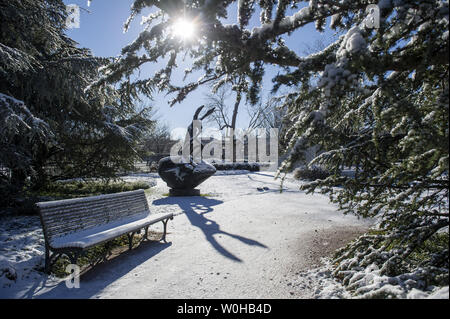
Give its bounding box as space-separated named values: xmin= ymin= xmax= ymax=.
xmin=0 ymin=171 xmax=447 ymax=299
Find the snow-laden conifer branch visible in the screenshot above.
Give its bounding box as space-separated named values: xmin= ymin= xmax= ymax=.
xmin=95 ymin=0 xmax=449 ymax=297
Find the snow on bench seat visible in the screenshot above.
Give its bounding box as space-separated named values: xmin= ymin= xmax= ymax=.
xmin=49 ymin=211 xmax=171 ymax=249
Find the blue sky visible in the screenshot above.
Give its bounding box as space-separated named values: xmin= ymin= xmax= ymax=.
xmin=63 ymin=0 xmax=337 ymax=134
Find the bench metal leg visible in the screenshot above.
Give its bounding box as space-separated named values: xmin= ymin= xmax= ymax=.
xmin=161 ymin=220 xmax=168 ymax=243
xmin=44 ymin=246 xmax=51 ymax=274
xmin=127 ymin=232 xmax=135 ymax=250
xmin=144 ymin=226 xmax=149 ymax=240
xmin=44 ymin=246 xmax=81 ymax=274
xmin=44 ymin=245 xmax=61 ymax=274
xmin=160 ymin=216 xmax=173 ymax=243
xmin=68 ymin=250 xmax=81 ymax=266
xmin=103 ymin=242 xmax=112 ymax=261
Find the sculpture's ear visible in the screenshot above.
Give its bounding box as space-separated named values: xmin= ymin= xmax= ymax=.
xmin=200 ymin=107 xmax=215 ymax=120
xmin=193 ymin=105 xmax=205 ymax=120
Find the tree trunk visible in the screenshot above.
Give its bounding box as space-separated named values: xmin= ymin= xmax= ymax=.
xmin=231 ymin=91 xmax=241 ymax=163
xmin=11 ymin=169 xmax=27 ymax=189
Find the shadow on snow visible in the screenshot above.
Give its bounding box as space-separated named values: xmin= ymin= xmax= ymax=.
xmin=153 ymin=196 xmax=267 ymax=262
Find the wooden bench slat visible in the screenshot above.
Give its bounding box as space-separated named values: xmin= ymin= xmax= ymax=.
xmin=39 ymin=195 xmax=146 ymax=217
xmin=38 ymin=190 xmax=149 ymax=240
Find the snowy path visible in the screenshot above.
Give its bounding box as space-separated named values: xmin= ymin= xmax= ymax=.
xmin=1 ymin=172 xmax=373 ymax=299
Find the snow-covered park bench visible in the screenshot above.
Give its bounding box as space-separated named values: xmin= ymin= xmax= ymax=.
xmin=36 ymin=189 xmax=174 ymax=273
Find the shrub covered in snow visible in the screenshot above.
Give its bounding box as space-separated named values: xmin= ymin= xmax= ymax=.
xmin=296 ymin=257 xmax=449 ymax=299
xmin=293 ymin=165 xmax=330 ymax=181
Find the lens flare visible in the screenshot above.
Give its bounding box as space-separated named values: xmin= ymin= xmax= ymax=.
xmin=172 ymin=18 xmax=196 ymax=40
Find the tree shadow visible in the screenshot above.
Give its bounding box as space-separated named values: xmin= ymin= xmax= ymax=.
xmin=246 ymin=174 xmax=299 ymax=194
xmin=152 ymin=196 xmax=267 ymax=262
xmin=250 ymin=172 xmax=277 ymax=178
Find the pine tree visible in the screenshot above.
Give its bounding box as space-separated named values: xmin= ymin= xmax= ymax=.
xmin=0 ymin=0 xmax=152 ymax=203
xmin=97 ymin=0 xmax=449 ymax=296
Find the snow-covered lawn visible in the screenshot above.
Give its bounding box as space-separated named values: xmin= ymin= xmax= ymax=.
xmin=0 ymin=171 xmax=446 ymax=299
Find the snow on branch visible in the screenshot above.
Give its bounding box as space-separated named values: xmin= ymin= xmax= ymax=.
xmin=0 ymin=93 xmax=51 ymax=141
